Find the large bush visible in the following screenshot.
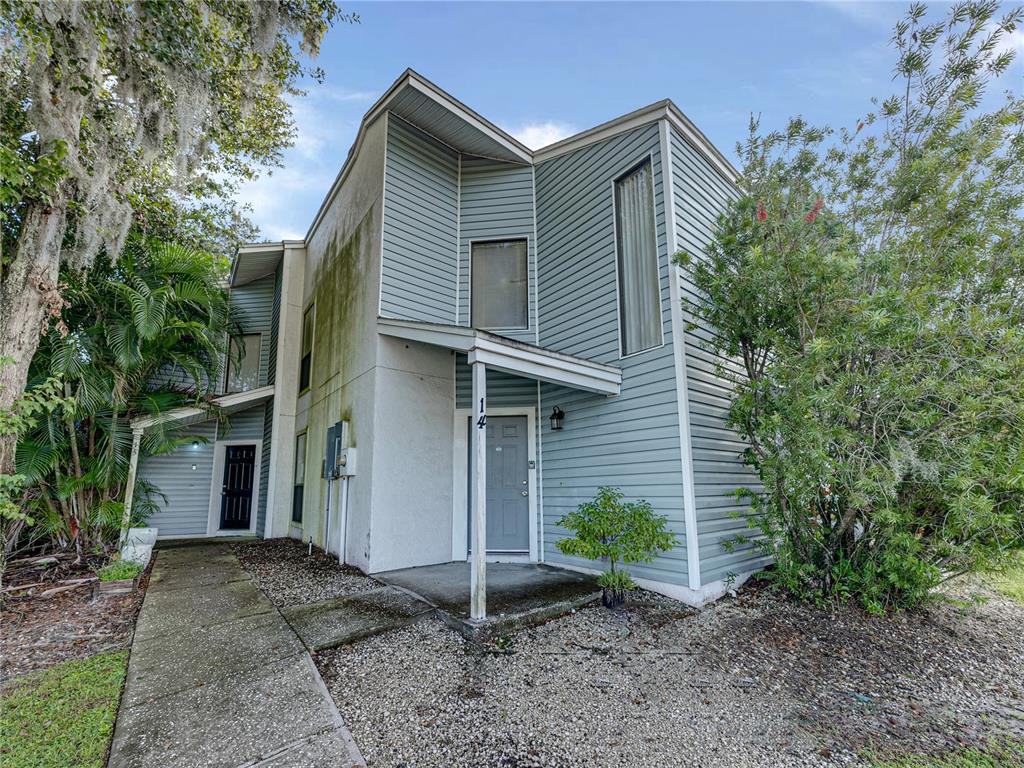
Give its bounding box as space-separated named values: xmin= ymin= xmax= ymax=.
xmin=681 ymin=1 xmax=1024 ymax=612
xmin=12 ymin=238 xmax=233 ymax=559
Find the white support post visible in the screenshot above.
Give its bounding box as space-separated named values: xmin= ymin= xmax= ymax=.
xmin=119 ymin=427 xmax=144 ymax=547
xmin=469 ymin=357 xmax=487 ymax=621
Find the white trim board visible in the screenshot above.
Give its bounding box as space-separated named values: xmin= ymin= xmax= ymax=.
xmin=660 ymin=119 xmax=702 ymax=590
xmin=452 ymin=406 xmax=539 ymax=563
xmin=552 ymin=560 xmax=758 ymax=609
xmin=378 ymin=318 xmax=621 ymax=396
xmin=206 ymin=438 xmax=263 ymax=537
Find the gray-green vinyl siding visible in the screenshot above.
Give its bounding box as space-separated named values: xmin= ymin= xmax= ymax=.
xmin=380 ymin=115 xmax=459 ymax=322
xmin=457 ymin=157 xmax=537 ymax=342
xmin=267 ymin=264 xmax=282 ymax=387
xmin=230 ymin=274 xmax=276 ymax=390
xmin=454 ymin=354 xmax=537 ymax=409
xmin=138 ymin=422 xmax=216 ymax=537
xmin=257 ymin=398 xmax=273 ymax=536
xmin=139 ymin=404 xmax=267 ymax=539
xmin=534 ymin=122 xmax=691 ymax=588
xmin=669 ymin=126 xmax=768 ymax=584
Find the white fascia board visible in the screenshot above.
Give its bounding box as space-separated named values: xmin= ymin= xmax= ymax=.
xmin=378 ymin=318 xmax=621 ymax=396
xmin=378 ymin=319 xmax=476 ymax=351
xmin=469 ymin=347 xmax=620 ymax=396
xmin=470 ymin=338 xmax=621 ymax=394
xmin=131 ymin=385 xmax=275 ymax=431
xmin=534 ymin=100 xmax=740 ymax=186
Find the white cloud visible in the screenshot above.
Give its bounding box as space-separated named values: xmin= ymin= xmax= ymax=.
xmin=990 ymin=20 xmax=1024 ymax=61
xmin=232 ymin=86 xmax=362 ymax=240
xmin=506 ymin=120 xmax=577 ymax=150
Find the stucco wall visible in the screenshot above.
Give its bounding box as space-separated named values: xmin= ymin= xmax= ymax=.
xmin=294 ymin=115 xmax=387 ymax=571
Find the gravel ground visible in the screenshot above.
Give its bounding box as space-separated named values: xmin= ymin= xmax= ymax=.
xmin=231 ymin=538 xmax=378 ymax=607
xmin=317 ymin=581 xmax=1024 ymax=768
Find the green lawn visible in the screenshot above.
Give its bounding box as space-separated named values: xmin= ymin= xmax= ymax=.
xmin=0 ymin=651 xmax=128 ymax=768
xmin=989 ymin=556 xmax=1024 ymax=605
xmin=873 ymin=740 xmax=1024 ymax=767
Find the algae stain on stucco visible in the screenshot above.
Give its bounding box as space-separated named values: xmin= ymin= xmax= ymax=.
xmin=300 ymin=207 xmax=375 ymax=546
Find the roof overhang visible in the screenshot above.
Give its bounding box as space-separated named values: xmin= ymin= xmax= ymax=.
xmin=378 ymin=318 xmax=621 ymax=396
xmin=131 ymin=385 xmax=275 ymax=432
xmin=230 ymin=243 xmax=285 ymax=288
xmin=307 ymin=69 xmax=532 ymax=242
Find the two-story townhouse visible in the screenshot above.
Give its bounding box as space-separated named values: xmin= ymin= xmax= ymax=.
xmin=129 ymin=70 xmax=767 ymax=615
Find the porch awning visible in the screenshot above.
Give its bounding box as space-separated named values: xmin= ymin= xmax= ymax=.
xmin=130 ymin=385 xmax=275 ymax=432
xmin=377 ymin=318 xmax=621 ymax=396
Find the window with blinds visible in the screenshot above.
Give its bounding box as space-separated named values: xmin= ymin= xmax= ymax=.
xmin=614 ymin=159 xmax=662 ymax=356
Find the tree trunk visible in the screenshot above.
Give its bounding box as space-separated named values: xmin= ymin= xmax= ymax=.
xmin=0 ymin=199 xmax=68 ymax=475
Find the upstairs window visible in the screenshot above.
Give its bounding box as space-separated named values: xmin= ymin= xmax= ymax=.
xmin=292 ymin=432 xmax=306 ymax=523
xmin=471 ymin=239 xmax=528 ymax=330
xmin=226 ymin=333 xmax=261 ymax=393
xmin=299 ymin=305 xmax=314 ymax=392
xmin=614 ymin=159 xmax=662 ymax=356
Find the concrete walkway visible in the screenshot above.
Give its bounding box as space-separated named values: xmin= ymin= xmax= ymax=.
xmin=108 ymin=544 xmax=365 ymax=768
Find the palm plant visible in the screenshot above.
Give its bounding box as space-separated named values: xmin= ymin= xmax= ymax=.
xmin=14 ymin=238 xmax=234 ymax=559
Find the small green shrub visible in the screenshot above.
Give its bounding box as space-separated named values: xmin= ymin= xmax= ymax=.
xmin=556 ymin=486 xmax=677 ymax=607
xmin=97 ymin=560 xmax=142 ymax=582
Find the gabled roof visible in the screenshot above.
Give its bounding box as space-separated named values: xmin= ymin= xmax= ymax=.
xmin=243 ymin=68 xmax=741 ymax=250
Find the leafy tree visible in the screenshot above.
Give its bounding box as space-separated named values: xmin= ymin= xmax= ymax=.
xmin=0 ymin=369 xmax=71 ymax=586
xmin=557 ymin=486 xmax=677 ymax=607
xmin=0 ymin=0 xmax=348 ymax=480
xmin=680 ymin=1 xmax=1024 ymax=612
xmin=14 ymin=237 xmax=234 ymax=560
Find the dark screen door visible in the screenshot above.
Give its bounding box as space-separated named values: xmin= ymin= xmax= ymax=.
xmin=220 ymin=445 xmax=256 ymax=530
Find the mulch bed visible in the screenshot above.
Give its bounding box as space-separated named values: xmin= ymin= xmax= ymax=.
xmin=699 ymin=577 xmax=1024 ymax=760
xmin=1 ymin=554 xmax=150 ymax=682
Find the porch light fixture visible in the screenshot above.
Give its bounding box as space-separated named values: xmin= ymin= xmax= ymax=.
xmin=191 ymin=440 xmax=200 ymax=450
xmin=549 ymin=406 xmax=565 ymax=431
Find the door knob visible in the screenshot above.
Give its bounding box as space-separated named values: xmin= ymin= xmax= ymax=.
xmin=521 ymin=490 xmax=528 ymax=496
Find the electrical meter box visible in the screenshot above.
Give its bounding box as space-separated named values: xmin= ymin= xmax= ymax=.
xmin=324 ymin=421 xmax=351 ymax=479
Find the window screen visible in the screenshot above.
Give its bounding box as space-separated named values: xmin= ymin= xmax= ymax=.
xmin=226 ymin=333 xmax=260 ymax=393
xmin=471 ymin=239 xmax=528 ymax=329
xmin=299 ymin=305 xmax=314 ymax=392
xmin=292 ymin=432 xmax=306 ymax=523
xmin=615 ymin=160 xmax=662 ymax=355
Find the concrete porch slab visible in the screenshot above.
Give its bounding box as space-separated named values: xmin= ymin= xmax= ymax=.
xmin=280 ymin=587 xmax=433 ymax=652
xmin=375 ymin=562 xmax=600 ymax=640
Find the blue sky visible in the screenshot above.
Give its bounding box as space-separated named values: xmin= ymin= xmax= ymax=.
xmin=239 ymin=1 xmax=1024 ymax=240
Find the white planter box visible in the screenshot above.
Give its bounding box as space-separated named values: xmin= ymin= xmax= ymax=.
xmin=121 ymin=527 xmax=158 ymax=568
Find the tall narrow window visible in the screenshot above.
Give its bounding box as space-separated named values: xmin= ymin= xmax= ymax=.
xmin=225 ymin=333 xmax=261 ymax=393
xmin=471 ymin=239 xmax=528 ymax=329
xmin=614 ymin=160 xmax=662 ymax=355
xmin=292 ymin=432 xmax=307 ymax=523
xmin=299 ymin=305 xmax=314 ymax=392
